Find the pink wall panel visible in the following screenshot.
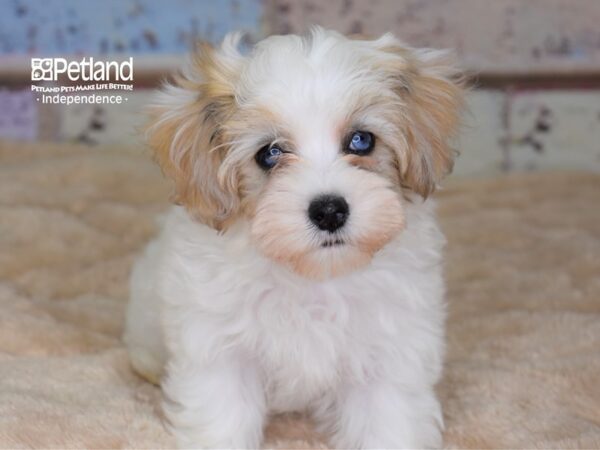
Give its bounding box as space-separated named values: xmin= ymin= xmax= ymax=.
xmin=266 ymin=0 xmax=600 ymax=76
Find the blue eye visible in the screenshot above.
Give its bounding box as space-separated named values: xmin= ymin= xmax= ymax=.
xmin=255 ymin=144 xmax=283 ymax=170
xmin=346 ymin=131 xmax=375 ymax=155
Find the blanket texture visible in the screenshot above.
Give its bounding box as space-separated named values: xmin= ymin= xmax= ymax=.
xmin=0 ymin=141 xmax=599 ymax=449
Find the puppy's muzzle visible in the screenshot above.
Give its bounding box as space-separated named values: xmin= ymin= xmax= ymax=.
xmin=308 ymin=194 xmax=349 ymax=233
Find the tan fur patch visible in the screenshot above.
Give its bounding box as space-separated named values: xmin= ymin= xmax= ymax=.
xmin=343 ymin=154 xmax=379 ymax=171
xmin=378 ymin=45 xmax=466 ymax=197
xmin=250 ymin=159 xmax=406 ymax=280
xmin=145 ymin=42 xmax=243 ymax=230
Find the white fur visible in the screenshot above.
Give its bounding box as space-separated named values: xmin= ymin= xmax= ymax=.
xmin=125 ymin=199 xmax=446 ymax=448
xmin=124 ymin=28 xmax=459 ymax=449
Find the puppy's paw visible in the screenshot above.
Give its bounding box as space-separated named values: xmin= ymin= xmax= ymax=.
xmin=162 ymin=356 xmax=266 ymax=449
xmin=319 ymin=384 xmax=443 ymax=449
xmin=330 ymin=427 xmax=442 ymax=450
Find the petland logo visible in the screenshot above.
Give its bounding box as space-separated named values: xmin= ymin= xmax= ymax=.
xmin=31 ymin=57 xmax=134 ymax=105
xmin=31 ymin=57 xmax=134 ymax=82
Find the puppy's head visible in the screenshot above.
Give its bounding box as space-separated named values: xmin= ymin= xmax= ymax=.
xmin=147 ymin=28 xmax=464 ymax=280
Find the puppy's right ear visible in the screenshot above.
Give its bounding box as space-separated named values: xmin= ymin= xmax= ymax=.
xmin=146 ymin=34 xmax=245 ymax=230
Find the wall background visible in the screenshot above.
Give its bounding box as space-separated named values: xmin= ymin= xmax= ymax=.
xmin=0 ymin=0 xmax=261 ymax=55
xmin=1 ymin=0 xmax=599 ymax=176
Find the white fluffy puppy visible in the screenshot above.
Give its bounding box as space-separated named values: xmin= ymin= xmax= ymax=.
xmin=124 ymin=27 xmax=464 ymax=449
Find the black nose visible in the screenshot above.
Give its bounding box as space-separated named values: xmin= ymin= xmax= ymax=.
xmin=308 ymin=194 xmax=349 ymax=233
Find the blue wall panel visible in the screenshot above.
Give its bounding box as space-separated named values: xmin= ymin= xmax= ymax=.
xmin=0 ymin=0 xmax=262 ymax=55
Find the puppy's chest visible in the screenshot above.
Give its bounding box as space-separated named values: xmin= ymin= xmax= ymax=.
xmin=249 ymin=289 xmax=349 ymax=410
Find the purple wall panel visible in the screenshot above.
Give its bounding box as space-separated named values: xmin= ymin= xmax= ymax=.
xmin=0 ymin=89 xmax=37 ymax=140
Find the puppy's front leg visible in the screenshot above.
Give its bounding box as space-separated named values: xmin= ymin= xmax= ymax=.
xmin=317 ymin=382 xmax=443 ymax=449
xmin=162 ymin=355 xmax=266 ymax=449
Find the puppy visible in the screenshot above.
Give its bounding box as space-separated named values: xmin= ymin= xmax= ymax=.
xmin=124 ymin=27 xmax=464 ymax=449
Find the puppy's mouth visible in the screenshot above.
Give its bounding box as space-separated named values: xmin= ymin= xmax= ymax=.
xmin=320 ymin=238 xmax=345 ymax=248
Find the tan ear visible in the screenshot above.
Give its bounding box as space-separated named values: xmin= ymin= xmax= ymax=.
xmin=375 ymin=35 xmax=465 ymax=197
xmin=402 ymin=48 xmax=465 ymax=196
xmin=145 ymin=33 xmax=245 ymax=230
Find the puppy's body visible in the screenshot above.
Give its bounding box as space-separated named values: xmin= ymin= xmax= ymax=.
xmin=124 ymin=28 xmax=463 ymax=448
xmin=127 ymin=200 xmax=445 ymax=448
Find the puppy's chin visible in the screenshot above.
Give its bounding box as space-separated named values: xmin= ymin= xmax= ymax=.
xmin=284 ymin=244 xmax=374 ymax=280
xmin=250 ymin=232 xmax=401 ymax=280
xmin=257 ymin=239 xmax=372 ymax=280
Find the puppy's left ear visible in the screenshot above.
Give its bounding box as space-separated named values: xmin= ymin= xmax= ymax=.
xmin=376 ymin=36 xmax=466 ymax=197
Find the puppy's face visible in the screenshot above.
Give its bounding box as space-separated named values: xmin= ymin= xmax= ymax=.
xmin=148 ymin=29 xmax=464 ymax=280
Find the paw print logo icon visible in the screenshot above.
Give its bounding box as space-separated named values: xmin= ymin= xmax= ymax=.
xmin=31 ymin=59 xmax=54 ymax=81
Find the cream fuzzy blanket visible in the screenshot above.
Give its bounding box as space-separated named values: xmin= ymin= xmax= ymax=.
xmin=1 ymin=141 xmax=599 ymax=449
